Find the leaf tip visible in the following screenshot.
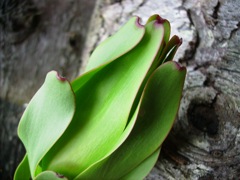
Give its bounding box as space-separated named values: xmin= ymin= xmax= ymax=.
xmin=135 ymin=16 xmax=144 ymax=28
xmin=56 ymin=71 xmax=67 ymax=82
xmin=154 ymin=15 xmax=167 ymax=25
xmin=173 ymin=35 xmax=183 ymax=46
xmin=56 ymin=173 xmax=65 ymax=179
xmin=179 ymin=37 xmax=183 ymax=46
xmin=173 ymin=61 xmax=186 ymax=72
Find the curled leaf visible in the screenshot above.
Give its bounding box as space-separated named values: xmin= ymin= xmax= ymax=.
xmin=76 ymin=61 xmax=186 ymax=179
xmin=17 ymin=71 xmax=75 ymax=177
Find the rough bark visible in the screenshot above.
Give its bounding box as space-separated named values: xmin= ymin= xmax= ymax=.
xmin=0 ymin=0 xmax=96 ymax=179
xmin=1 ymin=0 xmax=239 ymax=179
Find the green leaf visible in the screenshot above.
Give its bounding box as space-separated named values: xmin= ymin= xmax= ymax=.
xmin=159 ymin=35 xmax=182 ymax=64
xmin=73 ymin=101 xmax=141 ymax=180
xmin=18 ymin=71 xmax=75 ymax=177
xmin=14 ymin=155 xmax=31 ymax=180
xmin=147 ymin=14 xmax=170 ymax=44
xmin=42 ymin=16 xmax=165 ymax=179
xmin=120 ymin=148 xmax=161 ymax=180
xmin=71 ymin=16 xmax=145 ymax=96
xmin=133 ymin=15 xmax=170 ymax=94
xmin=76 ymin=61 xmax=186 ymax=179
xmin=85 ymin=16 xmax=145 ymax=72
xmin=35 ymin=171 xmax=68 ymax=180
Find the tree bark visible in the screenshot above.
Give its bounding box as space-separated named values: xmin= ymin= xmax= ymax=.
xmin=0 ymin=0 xmax=96 ymax=179
xmin=1 ymin=0 xmax=239 ymax=179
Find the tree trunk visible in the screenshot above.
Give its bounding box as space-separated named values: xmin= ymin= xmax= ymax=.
xmin=1 ymin=0 xmax=239 ymax=179
xmin=0 ymin=0 xmax=96 ymax=179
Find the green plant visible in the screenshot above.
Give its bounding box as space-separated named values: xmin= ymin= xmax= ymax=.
xmin=14 ymin=14 xmax=186 ymax=180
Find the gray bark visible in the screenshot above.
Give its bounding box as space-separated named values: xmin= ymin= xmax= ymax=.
xmin=0 ymin=0 xmax=96 ymax=179
xmin=1 ymin=0 xmax=239 ymax=179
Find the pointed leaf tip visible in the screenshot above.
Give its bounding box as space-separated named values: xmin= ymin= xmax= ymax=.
xmin=155 ymin=15 xmax=167 ymax=24
xmin=173 ymin=61 xmax=186 ymax=71
xmin=56 ymin=71 xmax=67 ymax=82
xmin=171 ymin=35 xmax=182 ymax=46
xmin=179 ymin=37 xmax=183 ymax=45
xmin=135 ymin=16 xmax=144 ymax=28
xmin=147 ymin=14 xmax=166 ymax=24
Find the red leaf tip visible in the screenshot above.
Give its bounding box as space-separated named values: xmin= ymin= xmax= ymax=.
xmin=173 ymin=61 xmax=185 ymax=71
xmin=155 ymin=15 xmax=166 ymax=24
xmin=174 ymin=36 xmax=183 ymax=46
xmin=56 ymin=72 xmax=66 ymax=82
xmin=170 ymin=35 xmax=182 ymax=47
xmin=135 ymin=17 xmax=144 ymax=28
xmin=179 ymin=38 xmax=183 ymax=46
xmin=56 ymin=173 xmax=65 ymax=178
